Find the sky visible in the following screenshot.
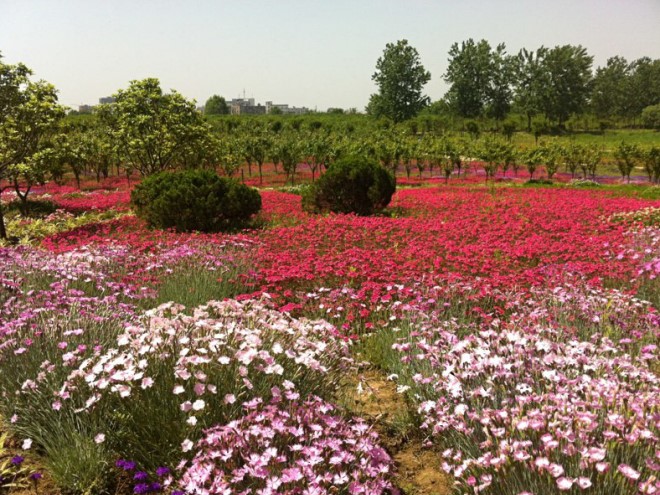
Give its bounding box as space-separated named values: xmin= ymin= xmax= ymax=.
xmin=1 ymin=0 xmax=659 ymax=112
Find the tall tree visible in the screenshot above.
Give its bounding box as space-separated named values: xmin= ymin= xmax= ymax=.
xmin=591 ymin=56 xmax=631 ymax=119
xmin=367 ymin=39 xmax=431 ymax=123
xmin=0 ymin=53 xmax=64 ymax=239
xmin=628 ymin=57 xmax=660 ymax=121
xmin=540 ymin=45 xmax=593 ymax=126
xmin=486 ymin=44 xmax=515 ymax=123
xmin=444 ymin=39 xmax=493 ymax=118
xmin=204 ymin=94 xmax=229 ymax=115
xmin=513 ymin=47 xmax=549 ymax=132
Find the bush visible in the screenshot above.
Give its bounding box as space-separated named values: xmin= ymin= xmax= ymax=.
xmin=641 ymin=103 xmax=660 ymax=130
xmin=130 ymin=170 xmax=261 ymax=232
xmin=302 ymin=156 xmax=395 ymax=216
xmin=4 ymin=199 xmax=58 ymax=218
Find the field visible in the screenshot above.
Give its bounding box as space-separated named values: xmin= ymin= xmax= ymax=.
xmin=1 ymin=165 xmax=660 ymax=495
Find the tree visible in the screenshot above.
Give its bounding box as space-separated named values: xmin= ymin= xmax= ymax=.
xmin=628 ymin=58 xmax=660 ymax=122
xmin=486 ymin=44 xmax=515 ymax=123
xmin=444 ymin=39 xmax=494 ymax=118
xmin=641 ymin=103 xmax=660 ymax=130
xmin=204 ymin=95 xmax=229 ymax=115
xmin=591 ymin=56 xmax=631 ymax=120
xmin=99 ymin=78 xmax=210 ymax=176
xmin=540 ymin=45 xmax=593 ymax=126
xmin=276 ymin=135 xmax=302 ymax=185
xmin=522 ymin=147 xmax=543 ymax=179
xmin=513 ymin=47 xmax=549 ymax=132
xmin=642 ymin=146 xmax=660 ymax=183
xmin=614 ymin=142 xmax=641 ymax=182
xmin=367 ymin=40 xmax=431 ymax=123
xmin=0 ymin=53 xmax=64 ymax=239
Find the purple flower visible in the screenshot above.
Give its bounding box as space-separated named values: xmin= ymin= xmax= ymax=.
xmin=155 ymin=467 xmax=170 ymax=477
xmin=133 ymin=483 xmax=150 ymax=494
xmin=30 ymin=472 xmax=43 ymax=481
xmin=10 ymin=456 xmax=24 ymax=466
xmin=149 ymin=482 xmax=162 ymax=492
xmin=116 ymin=459 xmax=137 ymax=471
xmin=134 ymin=471 xmax=149 ymax=481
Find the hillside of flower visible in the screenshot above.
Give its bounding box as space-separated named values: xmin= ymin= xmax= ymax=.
xmin=1 ymin=174 xmax=659 ymax=494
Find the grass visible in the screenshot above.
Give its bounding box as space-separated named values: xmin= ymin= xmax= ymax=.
xmin=511 ymin=129 xmax=660 ymax=150
xmin=148 ymin=263 xmax=252 ymax=311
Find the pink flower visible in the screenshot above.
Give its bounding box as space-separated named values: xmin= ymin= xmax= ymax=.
xmin=577 ymin=477 xmax=592 ymax=489
xmin=557 ymin=477 xmax=573 ymax=490
xmin=617 ymin=463 xmax=640 ymax=481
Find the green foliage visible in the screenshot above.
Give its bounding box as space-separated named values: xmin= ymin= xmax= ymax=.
xmin=540 ymin=45 xmax=594 ymax=126
xmin=130 ymin=169 xmax=261 ymax=232
xmin=465 ymin=121 xmax=481 ymax=140
xmin=302 ymin=156 xmax=395 ymax=216
xmin=642 ymin=146 xmax=660 ymax=183
xmin=591 ymin=56 xmax=631 ymax=119
xmin=99 ymin=78 xmax=211 ymax=176
xmin=641 ymin=103 xmax=660 ymax=129
xmin=4 ymin=198 xmax=57 ymax=217
xmin=204 ymin=94 xmax=229 ymax=115
xmin=513 ymin=48 xmax=549 ymax=132
xmin=569 ymin=178 xmax=602 ymax=188
xmin=614 ymin=141 xmax=641 ymax=181
xmin=501 ymin=121 xmax=516 ymax=141
xmin=0 ymin=432 xmax=33 ymax=491
xmin=0 ymin=53 xmax=64 ymax=239
xmin=445 ymin=39 xmax=515 ymax=121
xmin=521 ymin=146 xmax=544 ymax=179
xmin=44 ymin=430 xmax=112 ymax=495
xmin=367 ymin=40 xmax=431 ymax=123
xmin=0 ymin=209 xmax=129 ymax=247
xmin=151 ymin=261 xmax=251 ymax=311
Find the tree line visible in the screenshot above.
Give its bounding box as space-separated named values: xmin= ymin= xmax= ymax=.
xmin=2 ymin=50 xmax=660 ymax=240
xmin=367 ymin=39 xmax=660 ymax=129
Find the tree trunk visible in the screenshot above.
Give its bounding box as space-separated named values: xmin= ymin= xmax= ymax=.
xmin=0 ymin=201 xmax=7 ymax=240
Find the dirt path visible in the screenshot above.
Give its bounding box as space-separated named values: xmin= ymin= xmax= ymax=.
xmin=344 ymin=370 xmax=451 ymax=495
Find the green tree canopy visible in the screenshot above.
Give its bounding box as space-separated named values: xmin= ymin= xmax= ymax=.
xmin=367 ymin=39 xmax=431 ymax=123
xmin=99 ymin=78 xmax=211 ymax=176
xmin=444 ymin=39 xmax=515 ymax=122
xmin=204 ymin=94 xmax=229 ymax=115
xmin=513 ymin=47 xmax=549 ymax=131
xmin=541 ymin=45 xmax=593 ymax=126
xmin=0 ymin=53 xmax=64 ymax=239
xmin=591 ymin=56 xmax=631 ymax=119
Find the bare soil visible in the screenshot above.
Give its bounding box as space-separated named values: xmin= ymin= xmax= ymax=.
xmin=344 ymin=370 xmax=451 ymax=495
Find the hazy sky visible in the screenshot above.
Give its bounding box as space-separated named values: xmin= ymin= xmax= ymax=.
xmin=1 ymin=0 xmax=659 ymax=111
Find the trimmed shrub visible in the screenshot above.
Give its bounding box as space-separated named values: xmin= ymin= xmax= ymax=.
xmin=302 ymin=156 xmax=395 ymax=216
xmin=131 ymin=170 xmax=261 ymax=232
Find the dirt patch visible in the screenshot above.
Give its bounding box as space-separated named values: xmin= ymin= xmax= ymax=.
xmin=344 ymin=371 xmax=452 ymax=495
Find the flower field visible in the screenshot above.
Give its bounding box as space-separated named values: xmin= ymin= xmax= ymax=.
xmin=1 ymin=176 xmax=660 ymax=494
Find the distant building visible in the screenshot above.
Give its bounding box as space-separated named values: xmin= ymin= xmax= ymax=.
xmin=99 ymin=96 xmax=116 ymax=104
xmin=78 ymin=104 xmax=94 ymax=114
xmin=229 ymin=98 xmax=266 ymax=115
xmin=223 ymin=96 xmax=309 ymax=116
xmin=265 ymin=101 xmax=308 ymax=115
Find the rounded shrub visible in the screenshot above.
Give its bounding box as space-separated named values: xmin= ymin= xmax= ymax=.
xmin=131 ymin=170 xmax=261 ymax=232
xmin=302 ymin=156 xmax=395 ymax=216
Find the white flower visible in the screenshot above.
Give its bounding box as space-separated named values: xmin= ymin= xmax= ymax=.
xmin=22 ymin=439 xmax=32 ymax=450
xmin=94 ymin=433 xmax=106 ymax=444
xmin=181 ymin=439 xmax=194 ymax=452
